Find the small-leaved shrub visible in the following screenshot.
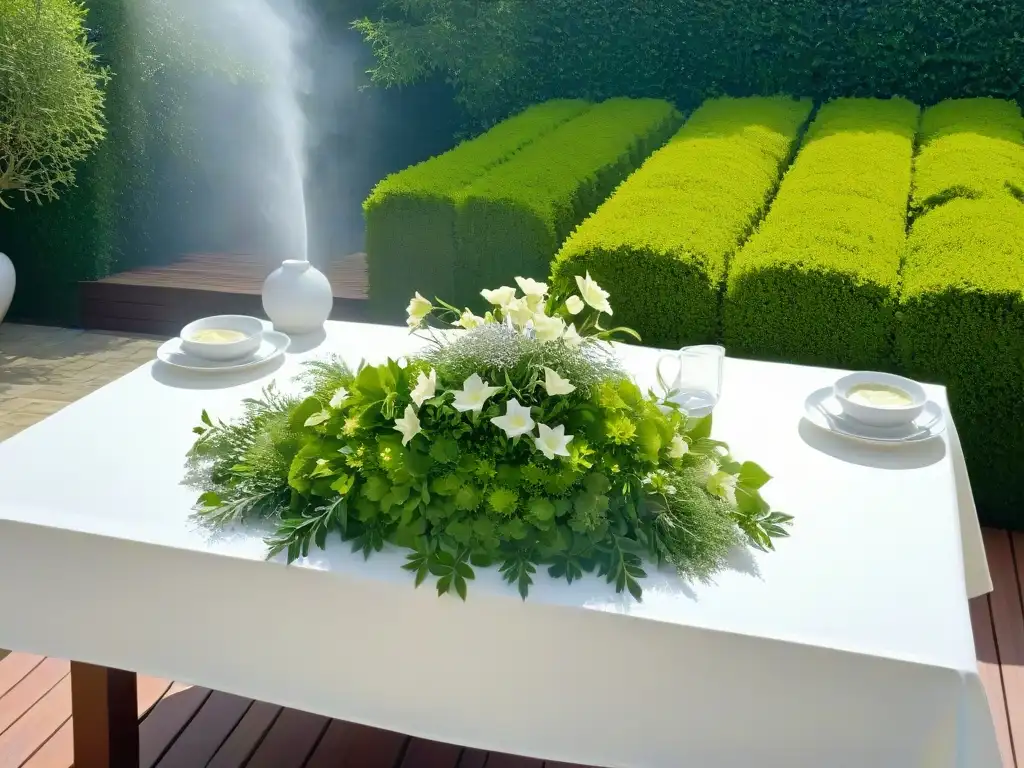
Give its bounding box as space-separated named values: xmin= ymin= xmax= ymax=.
xmin=911 ymin=97 xmax=1024 ymax=216
xmin=363 ymin=99 xmax=591 ymax=318
xmin=453 ymin=98 xmax=683 ymax=312
xmin=898 ymin=98 xmax=1024 ymax=526
xmin=551 ymin=96 xmax=811 ymax=349
xmin=725 ymin=97 xmax=919 ymax=369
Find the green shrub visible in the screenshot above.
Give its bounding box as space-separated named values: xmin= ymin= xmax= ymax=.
xmin=911 ymin=98 xmax=1024 ymax=215
xmin=363 ymin=99 xmax=591 ymax=319
xmin=356 ymin=0 xmax=1024 ymax=130
xmin=550 ymin=96 xmax=811 ymax=349
xmin=453 ymin=98 xmax=682 ymax=311
xmin=724 ymin=98 xmax=919 ymax=369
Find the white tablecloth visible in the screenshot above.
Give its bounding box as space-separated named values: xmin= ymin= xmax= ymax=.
xmin=0 ymin=321 xmax=998 ymax=767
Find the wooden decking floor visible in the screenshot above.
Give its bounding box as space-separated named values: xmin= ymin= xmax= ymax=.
xmin=2 ymin=528 xmax=1021 ymax=767
xmin=78 ymin=254 xmax=371 ymax=337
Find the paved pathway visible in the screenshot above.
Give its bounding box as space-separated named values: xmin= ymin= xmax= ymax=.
xmin=0 ymin=324 xmax=160 ymax=443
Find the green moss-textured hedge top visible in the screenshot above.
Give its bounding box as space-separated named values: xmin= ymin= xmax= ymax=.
xmin=902 ymin=196 xmax=1024 ymax=300
xmin=724 ymin=97 xmax=918 ymax=367
xmin=912 ymin=98 xmax=1024 ymax=214
xmin=363 ymin=99 xmax=591 ymax=209
xmin=459 ymin=98 xmax=682 ymax=236
xmin=556 ymin=96 xmax=811 ymax=286
xmin=732 ymin=97 xmax=918 ymax=286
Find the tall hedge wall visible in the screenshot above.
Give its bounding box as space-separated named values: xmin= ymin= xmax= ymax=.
xmin=358 ymin=0 xmax=1024 ymax=129
xmin=898 ymin=99 xmax=1024 ymax=527
xmin=551 ymin=96 xmax=811 ymax=349
xmin=363 ymin=99 xmax=590 ymax=319
xmin=453 ymin=98 xmax=682 ymax=312
xmin=725 ymin=98 xmax=919 ymax=369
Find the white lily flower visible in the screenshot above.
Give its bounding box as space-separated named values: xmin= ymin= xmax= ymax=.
xmin=668 ymin=434 xmax=689 ymax=459
xmin=410 ymin=368 xmax=437 ymax=408
xmin=561 ymin=323 xmax=583 ymax=347
xmin=707 ymin=470 xmax=738 ymax=505
xmin=394 ymin=404 xmax=421 ymax=446
xmin=457 ymin=310 xmax=484 ymax=329
xmin=543 ymin=366 xmax=576 ymax=396
xmin=515 ymin=276 xmax=548 ymax=309
xmin=452 ymin=373 xmax=502 ymax=413
xmin=480 ymin=286 xmax=517 ymax=307
xmin=406 ymin=292 xmax=432 ymax=328
xmin=565 ymin=295 xmax=585 ymax=315
xmin=491 ymin=398 xmax=536 ymax=438
xmin=575 ymin=272 xmax=613 ymax=315
xmin=534 ymin=423 xmax=574 ymax=460
xmin=505 ymin=296 xmax=535 ymax=327
xmin=533 ymin=313 xmax=565 ymax=342
xmin=329 ymin=386 xmax=350 ymax=409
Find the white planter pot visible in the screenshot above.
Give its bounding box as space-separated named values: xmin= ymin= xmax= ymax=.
xmin=0 ymin=252 xmax=15 ymax=325
xmin=261 ymin=259 xmax=333 ymax=335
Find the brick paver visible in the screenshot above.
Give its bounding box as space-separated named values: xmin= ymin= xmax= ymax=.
xmin=0 ymin=324 xmax=161 ymax=443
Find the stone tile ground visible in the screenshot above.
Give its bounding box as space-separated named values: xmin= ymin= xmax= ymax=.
xmin=0 ymin=324 xmax=161 ymax=443
xmin=0 ymin=324 xmax=162 ymax=661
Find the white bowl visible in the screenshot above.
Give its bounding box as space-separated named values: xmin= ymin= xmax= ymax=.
xmin=180 ymin=315 xmax=264 ymax=362
xmin=833 ymin=371 xmax=927 ymax=428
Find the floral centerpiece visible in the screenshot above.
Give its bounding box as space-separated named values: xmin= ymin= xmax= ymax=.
xmin=188 ymin=275 xmax=791 ymax=600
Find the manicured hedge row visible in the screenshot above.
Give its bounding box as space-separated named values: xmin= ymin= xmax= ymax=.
xmin=724 ymin=98 xmax=919 ymax=369
xmin=898 ymin=98 xmax=1024 ymax=527
xmin=363 ymin=99 xmax=591 ymax=317
xmin=550 ymin=96 xmax=811 ymax=349
xmin=453 ymin=98 xmax=683 ymax=311
xmin=911 ymin=97 xmax=1024 ymax=215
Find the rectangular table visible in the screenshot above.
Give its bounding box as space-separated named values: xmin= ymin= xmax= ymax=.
xmin=0 ymin=321 xmax=998 ymax=767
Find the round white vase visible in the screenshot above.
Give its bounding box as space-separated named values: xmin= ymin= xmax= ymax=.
xmin=0 ymin=252 xmax=15 ymax=325
xmin=262 ymin=259 xmax=333 ymax=335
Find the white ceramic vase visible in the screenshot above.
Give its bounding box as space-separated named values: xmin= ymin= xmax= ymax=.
xmin=262 ymin=259 xmax=333 ymax=335
xmin=0 ymin=252 xmax=15 ymax=325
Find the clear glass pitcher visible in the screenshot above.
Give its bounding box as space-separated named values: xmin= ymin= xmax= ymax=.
xmin=656 ymin=344 xmax=725 ymax=417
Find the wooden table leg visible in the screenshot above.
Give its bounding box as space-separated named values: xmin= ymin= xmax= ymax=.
xmin=70 ymin=661 xmax=139 ymax=768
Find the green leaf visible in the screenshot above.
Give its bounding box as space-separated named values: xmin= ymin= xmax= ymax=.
xmin=289 ymin=397 xmax=324 ymax=432
xmin=436 ymin=574 xmax=452 ymax=596
xmin=197 ymin=491 xmax=221 ymax=509
xmin=429 ymin=437 xmax=460 ymax=464
xmin=201 ymin=409 xmax=213 ymax=427
xmin=527 ymin=497 xmax=556 ymax=522
xmin=304 ymin=410 xmax=331 ymax=428
xmin=738 ymin=462 xmax=771 ymax=489
xmin=687 ymin=413 xmax=714 ymax=441
xmin=330 ymin=474 xmax=355 ymax=495
xmin=454 ymin=574 xmax=468 ymax=600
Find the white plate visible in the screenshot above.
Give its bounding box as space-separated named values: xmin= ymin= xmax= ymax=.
xmin=804 ymin=387 xmax=946 ymax=444
xmin=157 ymin=331 xmax=290 ymax=373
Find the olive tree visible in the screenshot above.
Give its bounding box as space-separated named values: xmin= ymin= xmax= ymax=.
xmin=0 ymin=0 xmax=107 ymax=209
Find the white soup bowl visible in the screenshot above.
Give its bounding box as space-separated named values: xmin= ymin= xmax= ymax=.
xmin=833 ymin=371 xmax=927 ymax=428
xmin=180 ymin=315 xmax=264 ymax=362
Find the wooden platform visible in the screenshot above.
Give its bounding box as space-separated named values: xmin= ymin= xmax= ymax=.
xmin=79 ymin=254 xmax=372 ymax=337
xmin=2 ymin=529 xmax=1020 ymax=767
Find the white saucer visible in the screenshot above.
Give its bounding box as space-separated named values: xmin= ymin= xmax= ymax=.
xmin=157 ymin=331 xmax=290 ymax=373
xmin=804 ymin=387 xmax=946 ymax=444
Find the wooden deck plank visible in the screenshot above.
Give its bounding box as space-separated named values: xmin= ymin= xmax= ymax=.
xmin=206 ymin=701 xmax=282 ymax=768
xmin=0 ymin=658 xmax=69 ymax=737
xmin=398 ymin=738 xmax=463 ymax=768
xmin=970 ymin=593 xmax=1016 ymax=767
xmin=457 ymin=749 xmax=488 ymax=768
xmin=22 ymin=675 xmax=173 ymax=768
xmin=987 ymin=528 xmax=1024 ymax=759
xmin=0 ymin=677 xmax=71 ymax=767
xmin=138 ymin=683 xmax=212 ymax=768
xmin=336 ymin=725 xmax=409 ymax=768
xmin=303 ymin=719 xmax=358 ymax=767
xmin=0 ymin=654 xmax=45 ymax=700
xmin=245 ymin=708 xmax=330 ymax=768
xmin=486 ymin=754 xmax=544 ymax=768
xmin=154 ymin=691 xmax=251 ymax=768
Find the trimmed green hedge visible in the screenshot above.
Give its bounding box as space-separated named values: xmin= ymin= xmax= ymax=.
xmin=550 ymin=96 xmax=811 ymax=349
xmin=453 ymin=98 xmax=682 ymax=311
xmin=363 ymin=99 xmax=591 ymax=318
xmin=911 ymin=97 xmax=1024 ymax=215
xmin=724 ymin=98 xmax=919 ymax=369
xmin=898 ymin=98 xmax=1024 ymax=527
